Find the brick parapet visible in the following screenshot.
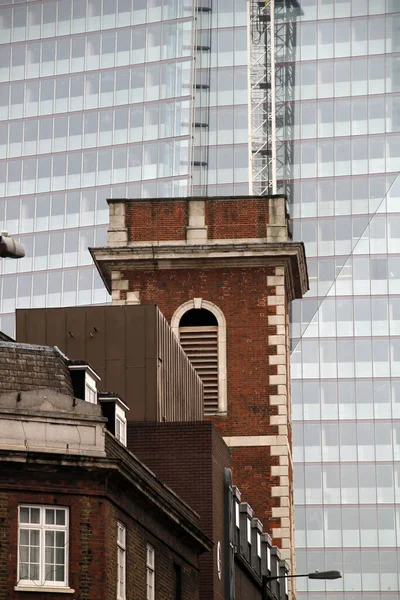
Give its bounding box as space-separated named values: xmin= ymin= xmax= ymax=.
xmin=112 ymin=196 xmax=282 ymax=245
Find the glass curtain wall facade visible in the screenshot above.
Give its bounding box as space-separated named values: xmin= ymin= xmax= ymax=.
xmin=5 ymin=3 xmax=400 ymax=598
xmin=278 ymin=1 xmax=400 ymax=599
xmin=0 ymin=0 xmax=196 ymax=336
xmin=0 ymin=0 xmax=251 ymax=337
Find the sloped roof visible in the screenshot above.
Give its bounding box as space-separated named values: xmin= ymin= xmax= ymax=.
xmin=0 ymin=341 xmax=74 ymax=397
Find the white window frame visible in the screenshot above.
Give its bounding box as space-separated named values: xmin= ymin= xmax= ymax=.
xmin=247 ymin=517 xmax=252 ymax=545
xmin=171 ymin=298 xmax=227 ymax=414
xmin=146 ymin=544 xmax=155 ymax=600
xmin=235 ymin=500 xmax=240 ymax=530
xmin=115 ymin=405 xmax=127 ymax=446
xmin=85 ymin=382 xmax=97 ymax=404
xmin=17 ymin=505 xmax=69 ymax=590
xmin=257 ymin=532 xmax=262 ymax=558
xmin=117 ymin=521 xmax=126 ymax=600
xmin=84 ymin=370 xmax=98 ymax=404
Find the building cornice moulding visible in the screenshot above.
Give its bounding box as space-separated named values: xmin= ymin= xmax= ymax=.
xmin=90 ymin=240 xmax=308 ymax=301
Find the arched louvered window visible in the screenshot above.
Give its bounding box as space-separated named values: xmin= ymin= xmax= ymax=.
xmin=171 ymin=299 xmax=227 ymax=416
xmin=179 ymin=309 xmax=218 ymax=414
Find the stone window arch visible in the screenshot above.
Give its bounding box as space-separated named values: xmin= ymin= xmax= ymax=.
xmin=171 ymin=299 xmax=227 ymax=415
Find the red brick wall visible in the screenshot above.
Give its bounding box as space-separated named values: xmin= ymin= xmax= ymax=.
xmin=0 ymin=466 xmax=201 ymax=600
xmin=123 ymin=196 xmax=270 ymax=243
xmin=205 ymin=197 xmax=269 ymax=240
xmin=122 ymin=266 xmax=280 ymax=438
xmin=125 ymin=200 xmax=187 ymax=241
xmin=230 ymin=447 xmax=281 ymax=542
xmin=1 ymin=488 xmax=107 ymax=600
xmin=119 ymin=196 xmax=292 ymax=548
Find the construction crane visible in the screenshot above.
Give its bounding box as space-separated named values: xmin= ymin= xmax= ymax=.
xmin=248 ymin=0 xmax=299 ymax=202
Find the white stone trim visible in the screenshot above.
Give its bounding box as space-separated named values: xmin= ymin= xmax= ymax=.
xmin=126 ymin=290 xmax=140 ymax=305
xmin=266 ymin=265 xmax=296 ymax=575
xmin=223 ymin=435 xmax=279 ymax=447
xmin=186 ymin=200 xmax=208 ymax=244
xmin=171 ymin=299 xmax=227 ymax=414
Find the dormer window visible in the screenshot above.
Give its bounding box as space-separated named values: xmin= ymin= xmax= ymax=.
xmin=257 ymin=532 xmax=261 ymax=558
xmin=235 ymin=500 xmax=240 ymax=530
xmin=115 ymin=404 xmax=127 ymax=446
xmin=68 ymin=362 xmax=100 ymax=404
xmin=85 ymin=381 xmax=97 ymax=404
xmin=98 ymin=393 xmax=129 ymax=448
xmin=247 ymin=518 xmax=252 ymax=545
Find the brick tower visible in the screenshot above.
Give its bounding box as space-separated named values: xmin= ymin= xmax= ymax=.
xmin=91 ymin=195 xmax=308 ymax=571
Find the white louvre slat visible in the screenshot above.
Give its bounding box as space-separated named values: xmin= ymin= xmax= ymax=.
xmin=179 ymin=325 xmax=219 ymax=414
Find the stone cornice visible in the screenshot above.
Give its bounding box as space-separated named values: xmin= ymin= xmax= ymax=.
xmin=89 ymin=240 xmax=308 ymax=301
xmin=0 ymin=437 xmax=212 ymax=554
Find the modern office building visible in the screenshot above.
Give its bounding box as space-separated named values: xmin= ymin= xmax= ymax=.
xmin=280 ymin=2 xmax=400 ymax=600
xmin=2 ymin=0 xmax=400 ymax=598
xmin=0 ymin=0 xmax=252 ymax=337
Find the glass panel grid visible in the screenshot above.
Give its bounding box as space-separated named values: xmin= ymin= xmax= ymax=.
xmin=281 ymin=3 xmax=400 ymax=600
xmin=0 ymin=0 xmax=197 ymax=338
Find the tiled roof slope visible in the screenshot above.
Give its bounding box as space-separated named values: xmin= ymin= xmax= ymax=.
xmin=0 ymin=341 xmax=74 ymax=396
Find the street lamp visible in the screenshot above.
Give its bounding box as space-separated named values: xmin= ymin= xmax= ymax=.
xmin=262 ymin=570 xmax=342 ymax=600
xmin=0 ymin=231 xmax=25 ymax=259
xmin=264 ymin=570 xmax=342 ymax=583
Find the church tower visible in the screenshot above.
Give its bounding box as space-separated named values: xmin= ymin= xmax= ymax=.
xmin=91 ymin=195 xmax=308 ymax=571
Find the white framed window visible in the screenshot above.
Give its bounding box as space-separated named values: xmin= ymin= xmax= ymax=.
xmin=146 ymin=544 xmax=155 ymax=600
xmin=85 ymin=382 xmax=97 ymax=404
xmin=115 ymin=405 xmax=127 ymax=446
xmin=257 ymin=532 xmax=261 ymax=558
xmin=247 ymin=518 xmax=251 ymax=545
xmin=17 ymin=505 xmax=69 ymax=589
xmin=267 ymin=545 xmax=271 ymax=573
xmin=235 ymin=500 xmax=240 ymax=530
xmin=117 ymin=522 xmax=126 ymax=600
xmin=171 ymin=299 xmax=227 ymax=415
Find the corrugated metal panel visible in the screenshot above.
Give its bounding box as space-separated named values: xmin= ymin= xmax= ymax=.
xmin=16 ymin=305 xmax=204 ymax=423
xmin=157 ymin=310 xmax=204 ymax=422
xmin=179 ymin=326 xmax=218 ymax=414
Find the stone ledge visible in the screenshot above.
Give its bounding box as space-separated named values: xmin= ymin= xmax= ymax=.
xmin=14 ymin=586 xmax=75 ymax=593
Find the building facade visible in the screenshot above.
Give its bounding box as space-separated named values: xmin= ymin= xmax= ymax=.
xmin=4 ymin=331 xmax=289 ymax=600
xmin=277 ymin=2 xmax=400 ymax=600
xmin=0 ymin=340 xmax=212 ymax=599
xmin=89 ymin=194 xmax=308 ymax=584
xmin=3 ymin=1 xmax=400 ymax=598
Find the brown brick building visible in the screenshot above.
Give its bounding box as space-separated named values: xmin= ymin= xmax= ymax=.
xmin=6 ymin=329 xmax=289 ymax=600
xmin=89 ymin=195 xmax=308 ymax=574
xmin=0 ymin=341 xmax=211 ymax=599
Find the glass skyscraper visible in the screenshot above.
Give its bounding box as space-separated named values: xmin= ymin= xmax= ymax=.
xmin=1 ymin=1 xmax=400 ymax=598
xmin=0 ymin=0 xmax=251 ymax=337
xmin=281 ymin=1 xmax=400 ymax=599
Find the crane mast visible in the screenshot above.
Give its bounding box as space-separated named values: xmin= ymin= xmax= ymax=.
xmin=248 ymin=0 xmax=276 ymax=196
